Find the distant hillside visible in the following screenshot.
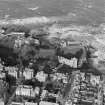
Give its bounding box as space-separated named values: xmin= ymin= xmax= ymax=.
xmin=0 ymin=0 xmax=104 ymax=25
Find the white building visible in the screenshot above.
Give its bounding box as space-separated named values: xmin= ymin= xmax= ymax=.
xmin=6 ymin=67 xmax=18 ymax=78
xmin=23 ymin=68 xmax=34 ymax=80
xmin=11 ymin=102 xmax=24 ymax=105
xmin=0 ymin=72 xmax=6 ymax=79
xmin=0 ymin=101 xmax=4 ymax=105
xmin=58 ymin=56 xmax=78 ymax=68
xmin=25 ymin=102 xmax=37 ymax=105
xmin=16 ymin=85 xmax=37 ymax=98
xmin=36 ymin=71 xmax=48 ymax=82
xmin=50 ymin=73 xmax=68 ymax=84
xmin=90 ymin=75 xmax=100 ymax=86
xmin=40 ymin=101 xmax=59 ymax=105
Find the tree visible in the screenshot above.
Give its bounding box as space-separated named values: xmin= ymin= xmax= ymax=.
xmin=0 ymin=80 xmax=9 ymax=104
xmin=2 ymin=25 xmax=30 ymax=35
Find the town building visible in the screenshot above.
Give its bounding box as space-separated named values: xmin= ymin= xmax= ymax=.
xmin=40 ymin=101 xmax=59 ymax=105
xmin=6 ymin=67 xmax=18 ymax=79
xmin=23 ymin=68 xmax=34 ymax=80
xmin=58 ymin=56 xmax=78 ymax=68
xmin=15 ymin=85 xmax=38 ymax=98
